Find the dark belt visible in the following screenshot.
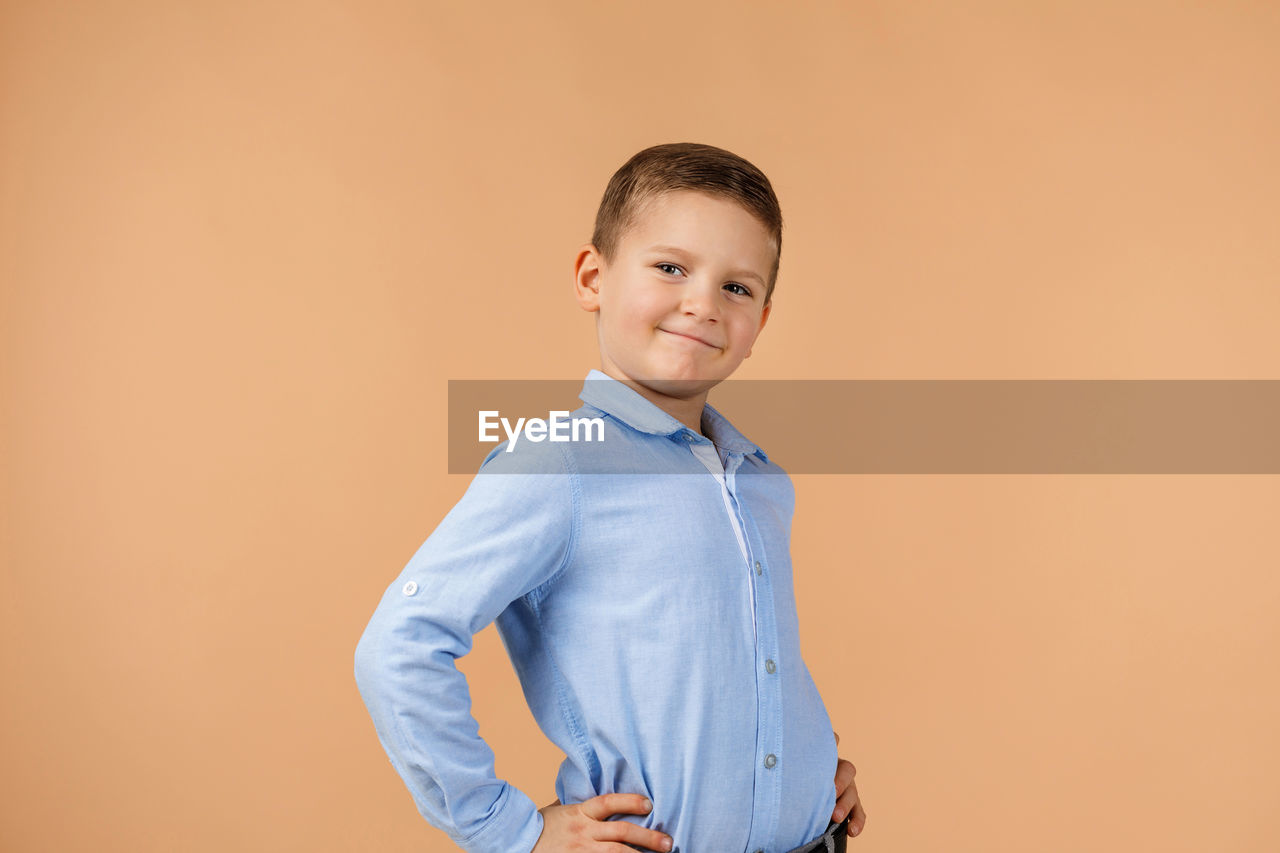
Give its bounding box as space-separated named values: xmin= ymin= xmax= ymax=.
xmin=783 ymin=812 xmax=850 ymax=853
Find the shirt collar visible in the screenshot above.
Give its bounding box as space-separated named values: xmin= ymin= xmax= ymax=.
xmin=578 ymin=369 xmax=769 ymax=462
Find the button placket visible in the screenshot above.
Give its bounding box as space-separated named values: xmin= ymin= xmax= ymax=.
xmin=718 ymin=454 xmax=784 ymax=851
xmin=737 ymin=497 xmax=785 ymax=851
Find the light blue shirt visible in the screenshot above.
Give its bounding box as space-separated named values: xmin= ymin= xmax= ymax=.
xmin=354 ymin=369 xmax=838 ymax=853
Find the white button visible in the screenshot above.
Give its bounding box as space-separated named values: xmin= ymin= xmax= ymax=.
xmin=765 ymin=659 xmax=776 ymax=674
xmin=764 ymin=753 xmax=777 ymax=768
xmin=754 ymin=561 xmax=762 ymax=575
xmin=402 ymin=580 xmax=418 ymax=596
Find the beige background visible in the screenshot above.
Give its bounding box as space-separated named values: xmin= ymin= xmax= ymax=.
xmin=2 ymin=1 xmax=1277 ymax=851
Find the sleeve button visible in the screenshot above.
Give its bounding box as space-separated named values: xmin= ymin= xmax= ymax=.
xmin=402 ymin=580 xmax=418 ymax=596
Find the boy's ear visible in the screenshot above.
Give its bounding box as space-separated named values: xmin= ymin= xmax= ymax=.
xmin=745 ymin=299 xmax=772 ymax=359
xmin=573 ymin=243 xmax=603 ymax=312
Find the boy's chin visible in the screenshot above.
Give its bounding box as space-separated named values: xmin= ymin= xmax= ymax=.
xmin=635 ymin=376 xmax=724 ymax=399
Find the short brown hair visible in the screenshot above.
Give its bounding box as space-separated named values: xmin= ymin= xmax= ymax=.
xmin=591 ymin=142 xmax=783 ymax=303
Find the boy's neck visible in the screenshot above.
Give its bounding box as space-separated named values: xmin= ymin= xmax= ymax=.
xmin=599 ymin=370 xmax=709 ymax=435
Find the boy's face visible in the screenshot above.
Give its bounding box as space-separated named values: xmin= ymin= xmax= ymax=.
xmin=574 ymin=190 xmax=775 ymax=407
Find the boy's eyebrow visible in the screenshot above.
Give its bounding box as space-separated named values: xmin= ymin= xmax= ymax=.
xmin=645 ymin=244 xmax=765 ymax=286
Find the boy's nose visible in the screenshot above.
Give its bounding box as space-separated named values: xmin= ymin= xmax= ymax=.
xmin=678 ymin=281 xmax=720 ymax=319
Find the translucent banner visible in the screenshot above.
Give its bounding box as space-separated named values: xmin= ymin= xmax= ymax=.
xmin=447 ymin=380 xmax=1280 ymax=474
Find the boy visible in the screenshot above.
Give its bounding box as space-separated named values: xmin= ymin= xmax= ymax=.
xmin=354 ymin=142 xmax=866 ymax=853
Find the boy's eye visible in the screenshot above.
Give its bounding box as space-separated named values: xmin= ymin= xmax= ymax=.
xmin=656 ymin=263 xmax=753 ymax=298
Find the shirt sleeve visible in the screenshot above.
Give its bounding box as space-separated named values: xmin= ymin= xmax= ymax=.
xmin=354 ymin=440 xmax=577 ymax=853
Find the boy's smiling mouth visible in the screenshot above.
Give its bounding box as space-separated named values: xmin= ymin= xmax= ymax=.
xmin=658 ymin=327 xmax=721 ymax=350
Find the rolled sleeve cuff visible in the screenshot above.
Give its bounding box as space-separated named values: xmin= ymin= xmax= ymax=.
xmin=460 ymin=782 xmax=545 ymax=853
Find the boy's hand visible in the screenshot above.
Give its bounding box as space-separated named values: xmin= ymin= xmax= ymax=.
xmin=832 ymin=731 xmax=867 ymax=839
xmin=534 ymin=793 xmax=674 ymax=852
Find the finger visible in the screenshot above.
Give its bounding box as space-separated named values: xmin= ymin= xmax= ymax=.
xmin=596 ymin=820 xmax=673 ymax=852
xmin=832 ymin=756 xmax=857 ymax=819
xmin=848 ymin=799 xmax=867 ymax=838
xmin=832 ymin=779 xmax=859 ymax=824
xmin=833 ymin=757 xmax=856 ymax=787
xmin=580 ymin=792 xmax=653 ymax=821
